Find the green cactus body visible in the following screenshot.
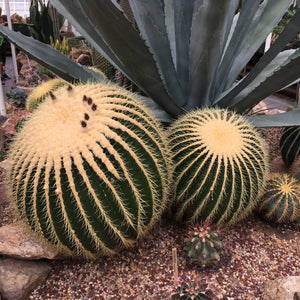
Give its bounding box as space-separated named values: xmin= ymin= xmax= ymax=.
xmin=26 ymin=78 xmax=68 ymax=111
xmin=258 ymin=173 xmax=300 ymax=223
xmin=184 ymin=223 xmax=221 ymax=267
xmin=291 ymin=157 xmax=300 ymax=181
xmin=168 ymin=108 xmax=268 ymax=225
xmin=7 ymin=83 xmax=171 ymax=258
xmin=280 ymin=126 xmax=300 ymax=166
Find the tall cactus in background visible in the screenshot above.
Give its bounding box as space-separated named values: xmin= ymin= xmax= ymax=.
xmin=7 ymin=82 xmax=171 ymax=258
xmin=168 ymin=108 xmax=268 ymax=225
xmin=257 ymin=173 xmax=300 ymax=223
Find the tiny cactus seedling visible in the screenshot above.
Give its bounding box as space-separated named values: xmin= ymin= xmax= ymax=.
xmin=168 ymin=108 xmax=268 ymax=225
xmin=280 ymin=126 xmax=300 ymax=166
xmin=26 ymin=78 xmax=68 ymax=111
xmin=7 ymin=82 xmax=171 ymax=258
xmin=258 ymin=173 xmax=300 ymax=223
xmin=184 ymin=223 xmax=222 ymax=267
xmin=172 ymin=272 xmax=216 ymax=300
xmin=290 ymin=157 xmax=300 ymax=181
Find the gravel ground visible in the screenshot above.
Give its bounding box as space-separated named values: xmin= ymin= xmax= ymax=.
xmin=0 ymin=125 xmax=299 ymax=299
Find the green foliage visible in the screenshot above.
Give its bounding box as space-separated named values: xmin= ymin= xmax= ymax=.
xmin=184 ymin=223 xmax=222 ymax=267
xmin=168 ymin=108 xmax=268 ymax=225
xmin=6 ymin=88 xmax=27 ymax=106
xmin=273 ymin=7 xmax=297 ymax=35
xmin=7 ymin=82 xmax=171 ymax=258
xmin=50 ymin=36 xmax=70 ymax=55
xmin=1 ymin=1 xmax=300 ymax=126
xmin=280 ymin=126 xmax=300 ymax=166
xmin=172 ymin=273 xmax=216 ymax=300
xmin=257 ymin=173 xmax=300 ymax=223
xmin=27 ymin=0 xmax=54 ymax=44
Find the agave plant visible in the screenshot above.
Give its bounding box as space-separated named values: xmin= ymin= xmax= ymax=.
xmin=0 ymin=1 xmax=299 ymax=125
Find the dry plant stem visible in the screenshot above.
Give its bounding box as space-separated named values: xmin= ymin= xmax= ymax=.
xmin=172 ymin=248 xmax=178 ymax=287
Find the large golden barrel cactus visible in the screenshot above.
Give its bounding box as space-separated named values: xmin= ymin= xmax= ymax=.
xmin=7 ymin=82 xmax=171 ymax=258
xmin=168 ymin=108 xmax=268 ymax=225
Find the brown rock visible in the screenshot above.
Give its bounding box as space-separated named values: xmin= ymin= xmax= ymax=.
xmin=0 ymin=257 xmax=51 ymax=300
xmin=262 ymin=276 xmax=300 ymax=300
xmin=68 ymin=47 xmax=90 ymax=61
xmin=76 ymin=53 xmax=92 ymax=66
xmin=0 ymin=222 xmax=64 ymax=260
xmin=269 ymin=156 xmax=288 ymax=174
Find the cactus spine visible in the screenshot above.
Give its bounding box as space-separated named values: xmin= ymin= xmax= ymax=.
xmin=258 ymin=173 xmax=300 ymax=223
xmin=8 ymin=82 xmax=171 ymax=258
xmin=168 ymin=108 xmax=268 ymax=225
xmin=26 ymin=78 xmax=68 ymax=111
xmin=280 ymin=126 xmax=300 ymax=166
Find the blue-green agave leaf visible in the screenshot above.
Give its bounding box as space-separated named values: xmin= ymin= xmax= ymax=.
xmin=215 ymin=8 xmax=300 ymax=108
xmin=228 ymin=49 xmax=300 ymax=113
xmin=164 ymin=0 xmax=194 ymax=98
xmin=215 ymin=0 xmax=292 ymax=95
xmin=129 ymin=0 xmax=185 ymax=106
xmin=187 ymin=0 xmax=238 ymax=108
xmin=73 ymin=0 xmax=183 ymax=117
xmin=49 ymin=0 xmax=129 ymax=78
xmin=0 ymin=25 xmax=106 ymax=83
xmin=245 ymin=110 xmax=300 ymax=127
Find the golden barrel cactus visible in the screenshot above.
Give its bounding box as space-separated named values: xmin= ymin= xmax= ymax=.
xmin=258 ymin=173 xmax=300 ymax=223
xmin=7 ymin=82 xmax=171 ymax=258
xmin=168 ymin=108 xmax=268 ymax=225
xmin=26 ymin=78 xmax=68 ymax=111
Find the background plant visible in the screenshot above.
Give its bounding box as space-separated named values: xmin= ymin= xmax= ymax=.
xmin=0 ymin=0 xmax=299 ymax=126
xmin=6 ymin=88 xmax=27 ymax=106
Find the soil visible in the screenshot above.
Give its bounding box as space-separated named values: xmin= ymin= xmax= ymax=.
xmin=0 ymin=105 xmax=299 ymax=299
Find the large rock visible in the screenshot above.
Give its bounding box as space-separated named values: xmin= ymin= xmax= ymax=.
xmin=0 ymin=258 xmax=51 ymax=300
xmin=0 ymin=222 xmax=64 ymax=260
xmin=262 ymin=276 xmax=300 ymax=300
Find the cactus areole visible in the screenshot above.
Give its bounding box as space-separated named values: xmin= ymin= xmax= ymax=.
xmin=7 ymin=83 xmax=170 ymax=258
xmin=168 ymin=108 xmax=268 ymax=225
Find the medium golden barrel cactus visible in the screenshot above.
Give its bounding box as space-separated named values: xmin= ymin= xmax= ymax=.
xmin=168 ymin=108 xmax=268 ymax=225
xmin=279 ymin=126 xmax=300 ymax=166
xmin=26 ymin=78 xmax=68 ymax=111
xmin=258 ymin=173 xmax=300 ymax=223
xmin=7 ymin=82 xmax=171 ymax=258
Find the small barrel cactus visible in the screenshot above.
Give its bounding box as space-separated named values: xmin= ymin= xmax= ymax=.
xmin=26 ymin=78 xmax=68 ymax=111
xmin=168 ymin=108 xmax=268 ymax=225
xmin=7 ymin=82 xmax=171 ymax=258
xmin=290 ymin=157 xmax=300 ymax=181
xmin=258 ymin=173 xmax=300 ymax=223
xmin=184 ymin=223 xmax=222 ymax=267
xmin=280 ymin=126 xmax=300 ymax=166
xmin=172 ymin=273 xmax=215 ymax=300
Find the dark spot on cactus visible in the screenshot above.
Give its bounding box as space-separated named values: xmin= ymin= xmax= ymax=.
xmin=84 ymin=113 xmax=90 ymax=121
xmin=83 ymin=95 xmax=88 ymax=102
xmin=81 ymin=120 xmax=87 ymax=128
xmin=91 ymin=104 xmax=97 ymax=111
xmin=67 ymin=85 xmax=73 ymax=92
xmin=49 ymin=91 xmax=56 ymax=100
xmin=87 ymin=97 xmax=93 ymax=105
